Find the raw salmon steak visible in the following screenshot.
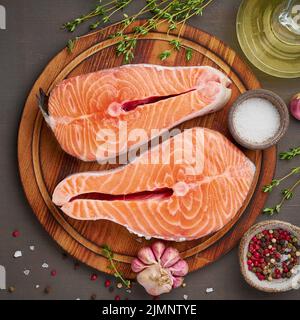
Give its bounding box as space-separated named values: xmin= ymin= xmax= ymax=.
xmin=53 ymin=128 xmax=255 ymax=241
xmin=40 ymin=64 xmax=232 ymax=162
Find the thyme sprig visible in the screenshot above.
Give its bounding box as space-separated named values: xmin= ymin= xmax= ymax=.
xmin=63 ymin=0 xmax=133 ymax=32
xmin=102 ymin=245 xmax=131 ymax=288
xmin=279 ymin=147 xmax=300 ymax=160
xmin=263 ymin=166 xmax=300 ymax=215
xmin=62 ymin=0 xmax=214 ymax=61
xmin=263 ymin=167 xmax=300 ymax=193
xmin=115 ymin=0 xmax=213 ymax=63
xmin=66 ymin=38 xmax=78 ymax=53
xmin=263 ymin=179 xmax=300 ymax=216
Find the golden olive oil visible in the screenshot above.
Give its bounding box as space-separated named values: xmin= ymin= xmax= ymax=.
xmin=237 ymin=0 xmax=300 ymax=78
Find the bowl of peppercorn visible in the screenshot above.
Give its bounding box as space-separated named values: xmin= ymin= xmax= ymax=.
xmin=239 ymin=220 xmax=300 ymax=293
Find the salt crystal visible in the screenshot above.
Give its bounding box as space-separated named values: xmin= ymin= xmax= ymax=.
xmin=206 ymin=287 xmax=214 ymax=293
xmin=183 ymin=294 xmax=188 ymax=300
xmin=23 ymin=269 xmax=30 ymax=276
xmin=14 ymin=251 xmax=22 ymax=258
xmin=233 ymin=98 xmax=281 ymax=144
xmin=35 ymin=285 xmax=40 ymax=289
xmin=29 ymin=246 xmax=35 ymax=251
xmin=42 ymin=262 xmax=49 ymax=269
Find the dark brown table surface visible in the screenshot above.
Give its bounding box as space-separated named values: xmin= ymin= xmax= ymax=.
xmin=0 ymin=0 xmax=299 ymax=300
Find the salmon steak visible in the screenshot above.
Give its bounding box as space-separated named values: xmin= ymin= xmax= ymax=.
xmin=40 ymin=64 xmax=232 ymax=162
xmin=53 ymin=128 xmax=255 ymax=241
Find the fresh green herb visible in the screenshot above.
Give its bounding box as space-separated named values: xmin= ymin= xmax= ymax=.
xmin=263 ymin=179 xmax=300 ymax=216
xmin=279 ymin=147 xmax=300 ymax=160
xmin=102 ymin=245 xmax=131 ymax=288
xmin=115 ymin=0 xmax=213 ymax=63
xmin=63 ymin=0 xmax=133 ymax=33
xmin=170 ymin=39 xmax=181 ymax=51
xmin=263 ymin=166 xmax=300 ymax=215
xmin=263 ymin=167 xmax=300 ymax=193
xmin=185 ymin=47 xmax=193 ymax=61
xmin=62 ymin=0 xmax=214 ymax=63
xmin=66 ymin=38 xmax=78 ymax=54
xmin=159 ymin=50 xmax=171 ymax=61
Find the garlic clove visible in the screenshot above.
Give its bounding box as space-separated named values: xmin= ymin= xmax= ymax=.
xmin=136 ymin=264 xmax=173 ymax=296
xmin=138 ymin=246 xmax=157 ymax=265
xmin=151 ymin=241 xmax=166 ymax=261
xmin=172 ymin=276 xmax=184 ymax=288
xmin=168 ymin=259 xmax=189 ymax=277
xmin=161 ymin=247 xmax=181 ymax=268
xmin=131 ymin=258 xmax=147 ymax=273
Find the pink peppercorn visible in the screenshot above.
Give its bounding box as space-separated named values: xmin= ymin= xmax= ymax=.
xmin=253 ymin=252 xmax=260 ymax=259
xmin=12 ymin=230 xmax=20 ymax=238
xmin=104 ymin=280 xmax=111 ymax=288
xmin=51 ymin=270 xmax=57 ymax=277
xmin=90 ymin=274 xmax=98 ymax=281
xmin=115 ymin=295 xmax=121 ymax=301
xmin=257 ymin=274 xmax=265 ymax=281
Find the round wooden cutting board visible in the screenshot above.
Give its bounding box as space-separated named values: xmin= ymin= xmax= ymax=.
xmin=18 ymin=20 xmax=276 ymax=279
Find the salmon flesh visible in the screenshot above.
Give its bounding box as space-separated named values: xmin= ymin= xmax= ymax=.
xmin=40 ymin=64 xmax=232 ymax=162
xmin=53 ymin=128 xmax=255 ymax=241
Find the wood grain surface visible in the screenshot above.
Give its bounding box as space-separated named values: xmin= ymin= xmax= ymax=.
xmin=17 ymin=20 xmax=276 ymax=279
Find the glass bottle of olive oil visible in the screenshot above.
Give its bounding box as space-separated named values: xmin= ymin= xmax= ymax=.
xmin=237 ymin=0 xmax=300 ymax=78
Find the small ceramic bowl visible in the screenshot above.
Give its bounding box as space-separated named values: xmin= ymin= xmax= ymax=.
xmin=228 ymin=89 xmax=290 ymax=150
xmin=239 ymin=220 xmax=300 ymax=293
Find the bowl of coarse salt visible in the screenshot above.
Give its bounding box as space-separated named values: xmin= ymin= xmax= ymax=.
xmin=228 ymin=89 xmax=289 ymax=150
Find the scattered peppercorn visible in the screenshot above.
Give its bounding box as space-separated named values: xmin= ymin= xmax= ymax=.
xmin=115 ymin=295 xmax=121 ymax=300
xmin=51 ymin=270 xmax=57 ymax=277
xmin=44 ymin=286 xmax=51 ymax=294
xmin=12 ymin=230 xmax=20 ymax=238
xmin=90 ymin=294 xmax=97 ymax=300
xmin=8 ymin=286 xmax=15 ymax=293
xmin=116 ymin=282 xmax=123 ymax=289
xmin=90 ymin=274 xmax=98 ymax=281
xmin=247 ymin=228 xmax=299 ymax=282
xmin=104 ymin=280 xmax=111 ymax=288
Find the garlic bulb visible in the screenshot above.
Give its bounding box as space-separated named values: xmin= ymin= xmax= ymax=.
xmin=290 ymin=93 xmax=300 ymax=120
xmin=131 ymin=241 xmax=189 ymax=296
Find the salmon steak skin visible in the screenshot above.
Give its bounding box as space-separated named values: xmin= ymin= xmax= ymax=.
xmin=40 ymin=64 xmax=232 ymax=162
xmin=53 ymin=128 xmax=255 ymax=241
